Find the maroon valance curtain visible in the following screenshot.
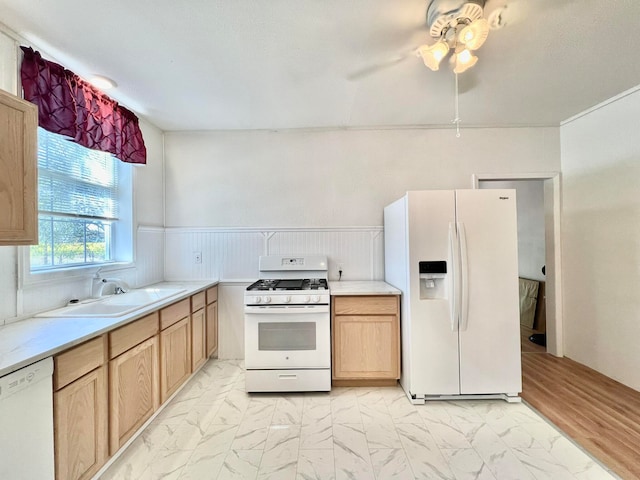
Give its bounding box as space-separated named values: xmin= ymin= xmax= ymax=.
xmin=20 ymin=46 xmax=146 ymax=164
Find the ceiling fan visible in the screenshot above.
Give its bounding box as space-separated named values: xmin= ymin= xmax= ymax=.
xmin=418 ymin=0 xmax=491 ymax=73
xmin=348 ymin=0 xmax=508 ymax=136
xmin=348 ymin=0 xmax=507 ymax=80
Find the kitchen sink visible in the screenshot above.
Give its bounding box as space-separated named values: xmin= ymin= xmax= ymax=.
xmin=36 ymin=287 xmax=187 ymax=318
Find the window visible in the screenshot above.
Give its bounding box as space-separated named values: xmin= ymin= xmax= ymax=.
xmin=30 ymin=127 xmax=132 ymax=271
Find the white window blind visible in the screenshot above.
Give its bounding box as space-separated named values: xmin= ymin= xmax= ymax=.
xmin=37 ymin=128 xmax=118 ymax=220
xmin=31 ymin=128 xmax=123 ymax=270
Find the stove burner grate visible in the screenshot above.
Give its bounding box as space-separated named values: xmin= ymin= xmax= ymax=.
xmin=246 ymin=278 xmax=328 ymax=291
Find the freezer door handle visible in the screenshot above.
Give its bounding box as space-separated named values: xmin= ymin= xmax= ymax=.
xmin=457 ymin=222 xmax=470 ymax=331
xmin=449 ymin=222 xmax=459 ymax=332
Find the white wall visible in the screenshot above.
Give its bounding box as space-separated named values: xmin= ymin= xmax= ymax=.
xmin=480 ymin=180 xmax=546 ymax=281
xmin=164 ymin=127 xmax=560 ymax=227
xmin=561 ymin=87 xmax=640 ymax=391
xmin=134 ymin=121 xmax=165 ymax=227
xmin=164 ymin=126 xmax=560 ymax=358
xmin=131 ymin=117 xmax=166 ymax=291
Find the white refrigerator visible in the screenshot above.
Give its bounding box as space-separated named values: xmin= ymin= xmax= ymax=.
xmin=384 ymin=190 xmax=522 ymax=403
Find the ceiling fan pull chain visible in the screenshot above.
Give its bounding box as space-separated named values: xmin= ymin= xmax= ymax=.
xmin=452 ymin=72 xmax=461 ymax=137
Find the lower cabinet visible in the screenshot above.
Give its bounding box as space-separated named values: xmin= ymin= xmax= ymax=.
xmin=52 ymin=286 xmax=215 ymax=478
xmin=206 ymin=286 xmax=218 ymax=357
xmin=332 ymin=295 xmax=400 ymax=386
xmin=160 ymin=317 xmax=192 ymax=402
xmin=206 ymin=300 xmax=218 ymax=357
xmin=54 ymin=364 xmax=108 ymax=480
xmin=191 ymin=308 xmax=207 ymax=371
xmin=109 ymin=336 xmax=159 ymax=454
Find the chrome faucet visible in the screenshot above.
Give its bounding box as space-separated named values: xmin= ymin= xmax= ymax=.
xmin=92 ymin=274 xmax=129 ymax=297
xmin=98 ymin=278 xmax=129 ymax=296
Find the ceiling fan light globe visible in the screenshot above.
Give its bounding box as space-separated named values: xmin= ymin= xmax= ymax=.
xmin=458 ymin=49 xmax=472 ymax=63
xmin=417 ymin=41 xmax=450 ymax=71
xmin=453 ymin=49 xmax=478 ymax=73
xmin=457 ymin=18 xmax=489 ymax=50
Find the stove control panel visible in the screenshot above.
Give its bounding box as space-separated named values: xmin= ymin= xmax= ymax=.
xmin=282 ymin=257 xmax=304 ymax=266
xmin=245 ymin=293 xmax=330 ymax=306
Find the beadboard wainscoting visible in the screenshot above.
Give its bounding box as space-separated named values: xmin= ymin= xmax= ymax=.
xmin=164 ymin=227 xmax=384 ymax=282
xmin=164 ymin=227 xmax=384 ymax=359
xmin=134 ymin=226 xmax=166 ymax=287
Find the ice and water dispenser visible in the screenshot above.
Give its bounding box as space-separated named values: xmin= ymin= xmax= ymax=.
xmin=419 ymin=261 xmax=448 ymax=300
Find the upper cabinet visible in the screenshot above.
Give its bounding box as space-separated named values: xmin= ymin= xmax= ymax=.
xmin=0 ymin=89 xmax=38 ymax=245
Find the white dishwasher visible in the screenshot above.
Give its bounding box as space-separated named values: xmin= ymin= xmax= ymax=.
xmin=0 ymin=357 xmax=55 ymax=480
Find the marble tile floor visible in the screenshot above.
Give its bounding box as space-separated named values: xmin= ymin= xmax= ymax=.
xmin=98 ymin=359 xmax=619 ymax=480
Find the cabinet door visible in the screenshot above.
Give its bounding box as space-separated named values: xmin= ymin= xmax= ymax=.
xmin=109 ymin=336 xmax=159 ymax=454
xmin=160 ymin=317 xmax=191 ymax=402
xmin=0 ymin=89 xmax=38 ymax=245
xmin=333 ymin=314 xmax=399 ymax=379
xmin=191 ymin=308 xmax=207 ymax=371
xmin=206 ymin=301 xmax=218 ymax=357
xmin=54 ymin=365 xmax=108 ymax=480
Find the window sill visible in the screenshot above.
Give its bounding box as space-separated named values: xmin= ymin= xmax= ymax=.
xmin=18 ymin=248 xmax=135 ymax=288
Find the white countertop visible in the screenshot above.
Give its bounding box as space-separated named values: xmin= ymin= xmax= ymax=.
xmin=0 ymin=280 xmax=218 ymax=378
xmin=329 ymin=281 xmax=400 ymax=296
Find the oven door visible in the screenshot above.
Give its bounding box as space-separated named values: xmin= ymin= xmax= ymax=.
xmin=244 ymin=305 xmax=330 ymax=369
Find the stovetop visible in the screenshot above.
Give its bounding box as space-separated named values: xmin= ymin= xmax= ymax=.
xmin=246 ymin=278 xmax=328 ymax=292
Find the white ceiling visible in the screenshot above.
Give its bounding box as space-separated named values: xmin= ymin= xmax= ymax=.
xmin=1 ymin=0 xmax=640 ymax=132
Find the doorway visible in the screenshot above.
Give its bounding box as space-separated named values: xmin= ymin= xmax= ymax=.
xmin=472 ymin=173 xmax=563 ymax=357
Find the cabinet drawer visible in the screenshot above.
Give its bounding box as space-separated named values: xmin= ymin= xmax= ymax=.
xmin=109 ymin=312 xmax=159 ymax=359
xmin=206 ymin=286 xmax=218 ymax=304
xmin=333 ymin=296 xmax=398 ymax=315
xmin=160 ymin=298 xmax=190 ymax=330
xmin=54 ymin=336 xmax=106 ymax=390
xmin=191 ymin=291 xmax=206 ymax=312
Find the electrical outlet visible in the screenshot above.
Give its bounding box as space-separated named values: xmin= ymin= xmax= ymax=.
xmin=337 ymin=263 xmax=344 ymax=278
xmin=193 ymin=252 xmax=202 ymax=264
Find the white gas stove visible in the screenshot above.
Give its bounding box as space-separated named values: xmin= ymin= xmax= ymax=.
xmin=244 ymin=255 xmax=331 ymax=393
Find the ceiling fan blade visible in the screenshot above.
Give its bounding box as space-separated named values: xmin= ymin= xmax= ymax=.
xmin=347 ymin=48 xmax=416 ymax=81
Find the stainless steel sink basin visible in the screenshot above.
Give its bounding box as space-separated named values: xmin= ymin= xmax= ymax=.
xmin=36 ymin=287 xmax=187 ymax=318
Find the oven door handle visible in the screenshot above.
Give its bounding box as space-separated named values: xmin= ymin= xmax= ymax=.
xmin=244 ymin=305 xmax=329 ymax=314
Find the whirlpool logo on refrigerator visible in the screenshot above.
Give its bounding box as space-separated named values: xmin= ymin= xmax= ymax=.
xmin=499 ymin=196 xmax=510 ymax=200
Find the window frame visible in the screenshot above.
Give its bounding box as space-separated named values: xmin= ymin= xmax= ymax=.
xmin=19 ymin=134 xmax=136 ymax=287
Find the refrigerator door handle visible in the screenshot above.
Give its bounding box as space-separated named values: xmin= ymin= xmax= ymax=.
xmin=457 ymin=222 xmax=470 ymax=331
xmin=449 ymin=222 xmax=459 ymax=332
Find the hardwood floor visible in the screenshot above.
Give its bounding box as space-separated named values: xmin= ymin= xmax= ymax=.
xmin=520 ymin=325 xmax=546 ymax=353
xmin=520 ymin=330 xmax=640 ymax=479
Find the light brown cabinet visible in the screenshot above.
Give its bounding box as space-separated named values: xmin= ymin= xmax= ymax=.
xmin=191 ymin=307 xmax=207 ymax=371
xmin=332 ymin=295 xmax=400 ymax=386
xmin=160 ymin=316 xmax=191 ymax=402
xmin=206 ymin=286 xmax=218 ymax=357
xmin=0 ymin=89 xmax=38 ymax=245
xmin=53 ymin=338 xmax=108 ymax=480
xmin=51 ymin=285 xmax=216 ymax=478
xmin=108 ymin=313 xmax=159 ymax=454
